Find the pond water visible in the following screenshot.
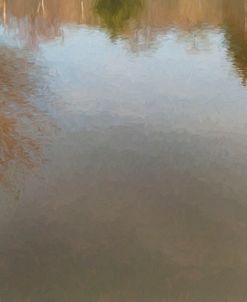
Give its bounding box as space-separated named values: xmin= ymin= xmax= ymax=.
xmin=1 ymin=0 xmax=247 ymax=301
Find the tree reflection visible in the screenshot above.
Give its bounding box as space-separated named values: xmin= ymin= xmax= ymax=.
xmin=93 ymin=0 xmax=143 ymax=38
xmin=0 ymin=0 xmax=247 ymax=82
xmin=0 ymin=48 xmax=49 ymax=187
xmin=223 ymin=0 xmax=247 ymax=85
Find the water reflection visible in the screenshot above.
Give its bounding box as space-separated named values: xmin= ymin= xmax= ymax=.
xmin=0 ymin=47 xmax=50 ymax=187
xmin=93 ymin=0 xmax=143 ymax=38
xmin=223 ymin=0 xmax=247 ymax=84
xmin=1 ymin=1 xmax=247 ymax=301
xmin=0 ymin=0 xmax=247 ymax=83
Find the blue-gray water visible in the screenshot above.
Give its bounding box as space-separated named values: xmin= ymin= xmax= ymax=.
xmin=1 ymin=0 xmax=247 ymax=301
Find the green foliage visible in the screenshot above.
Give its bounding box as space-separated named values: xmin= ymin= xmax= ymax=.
xmin=93 ymin=0 xmax=143 ymax=38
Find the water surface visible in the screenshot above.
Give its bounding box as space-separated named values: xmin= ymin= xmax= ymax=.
xmin=1 ymin=0 xmax=247 ymax=301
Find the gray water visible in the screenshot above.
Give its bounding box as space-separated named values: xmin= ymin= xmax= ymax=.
xmin=1 ymin=0 xmax=247 ymax=301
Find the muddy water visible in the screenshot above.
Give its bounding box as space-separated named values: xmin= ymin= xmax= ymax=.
xmin=1 ymin=0 xmax=247 ymax=301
